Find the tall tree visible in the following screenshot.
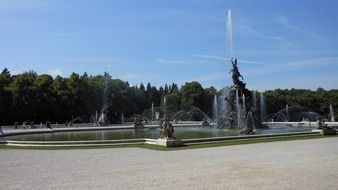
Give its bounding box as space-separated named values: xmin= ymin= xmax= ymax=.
xmin=33 ymin=74 xmax=54 ymax=122
xmin=0 ymin=68 xmax=13 ymax=124
xmin=10 ymin=71 xmax=38 ymax=122
xmin=181 ymin=81 xmax=204 ymax=109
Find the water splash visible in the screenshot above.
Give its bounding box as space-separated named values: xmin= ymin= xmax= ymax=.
xmin=213 ymin=94 xmax=218 ymax=123
xmin=98 ymin=73 xmax=111 ymax=124
xmin=163 ymin=96 xmax=167 ymax=118
xmin=260 ymin=92 xmax=266 ymax=122
xmin=151 ymin=103 xmax=154 ymax=122
xmin=227 ymin=9 xmax=233 ymax=58
xmin=252 ymin=90 xmax=257 ymax=108
xmin=286 ymin=104 xmax=289 ymax=122
xmin=235 ymin=89 xmax=242 ymax=129
xmin=329 ymin=104 xmax=335 ymax=122
xmin=246 ymin=110 xmax=255 ymax=132
xmin=217 ymin=87 xmax=231 ymax=128
xmin=242 ymin=94 xmax=246 ymax=111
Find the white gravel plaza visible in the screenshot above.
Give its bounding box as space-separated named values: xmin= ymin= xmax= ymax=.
xmin=1 ymin=138 xmax=338 ymax=190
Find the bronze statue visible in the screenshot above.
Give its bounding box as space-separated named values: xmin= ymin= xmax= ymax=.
xmin=159 ymin=119 xmax=174 ymax=138
xmin=230 ymin=58 xmax=244 ymax=86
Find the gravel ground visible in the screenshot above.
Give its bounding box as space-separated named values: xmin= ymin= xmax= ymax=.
xmin=1 ymin=138 xmax=337 ymax=190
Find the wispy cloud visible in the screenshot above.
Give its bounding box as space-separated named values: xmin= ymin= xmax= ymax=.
xmin=192 ymin=54 xmax=225 ymax=61
xmin=155 ymin=58 xmax=205 ymax=65
xmin=48 ymin=68 xmax=63 ymax=78
xmin=236 ymin=21 xmax=301 ymax=58
xmin=11 ymin=70 xmax=23 ymax=75
xmin=253 ymin=75 xmax=338 ymax=91
xmin=177 ymin=71 xmax=228 ymax=85
xmin=192 ymin=54 xmax=272 ymax=66
xmin=118 ymin=73 xmax=136 ymax=80
xmin=0 ymin=0 xmax=58 ymax=11
xmin=237 ymin=24 xmax=282 ymax=41
xmin=276 ymin=14 xmax=324 ymax=40
xmin=191 ymin=0 xmax=224 ymax=7
xmin=242 ymin=57 xmax=338 ymax=76
xmin=237 ymin=23 xmax=297 ymax=47
xmin=61 ymin=57 xmax=125 ymax=65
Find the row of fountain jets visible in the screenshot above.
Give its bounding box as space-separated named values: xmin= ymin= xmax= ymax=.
xmin=212 ymin=91 xmax=335 ymax=125
xmin=91 ymin=91 xmax=335 ymax=126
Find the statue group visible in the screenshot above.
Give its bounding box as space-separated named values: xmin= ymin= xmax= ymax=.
xmin=220 ymin=58 xmax=259 ymax=134
xmin=159 ymin=119 xmax=174 ymax=138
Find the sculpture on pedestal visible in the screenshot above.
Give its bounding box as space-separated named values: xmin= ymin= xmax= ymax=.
xmin=216 ymin=58 xmax=259 ymax=134
xmin=159 ymin=119 xmax=174 ymax=138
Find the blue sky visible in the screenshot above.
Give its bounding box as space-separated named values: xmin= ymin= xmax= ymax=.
xmin=1 ymin=0 xmax=338 ymax=91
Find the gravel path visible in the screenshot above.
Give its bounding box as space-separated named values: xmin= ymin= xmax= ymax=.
xmin=1 ymin=138 xmax=337 ymax=190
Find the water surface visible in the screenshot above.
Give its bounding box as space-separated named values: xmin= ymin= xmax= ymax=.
xmin=2 ymin=126 xmax=311 ymax=141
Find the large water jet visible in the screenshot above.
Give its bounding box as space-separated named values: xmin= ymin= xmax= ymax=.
xmin=227 ymin=9 xmax=233 ymax=58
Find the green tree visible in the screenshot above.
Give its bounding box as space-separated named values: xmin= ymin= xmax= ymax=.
xmin=52 ymin=76 xmax=72 ymax=122
xmin=165 ymin=91 xmax=181 ymax=114
xmin=10 ymin=71 xmax=38 ymax=122
xmin=0 ymin=68 xmax=13 ymax=125
xmin=33 ymin=74 xmax=54 ymax=122
xmin=181 ymin=81 xmax=204 ymax=109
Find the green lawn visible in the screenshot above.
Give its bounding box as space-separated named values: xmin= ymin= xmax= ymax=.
xmin=0 ymin=134 xmax=334 ymax=151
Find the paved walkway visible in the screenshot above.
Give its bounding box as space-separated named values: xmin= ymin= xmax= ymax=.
xmin=1 ymin=138 xmax=337 ymax=190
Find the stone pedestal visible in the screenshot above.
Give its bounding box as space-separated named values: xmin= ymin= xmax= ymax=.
xmin=321 ymin=126 xmax=337 ymax=135
xmin=155 ymin=138 xmax=183 ymax=147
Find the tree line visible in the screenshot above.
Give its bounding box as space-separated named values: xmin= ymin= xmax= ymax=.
xmin=264 ymin=88 xmax=338 ymax=121
xmin=1 ymin=68 xmax=337 ymax=125
xmin=0 ymin=68 xmax=216 ymax=125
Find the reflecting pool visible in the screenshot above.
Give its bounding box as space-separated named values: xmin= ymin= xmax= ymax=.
xmin=2 ymin=126 xmax=312 ymax=141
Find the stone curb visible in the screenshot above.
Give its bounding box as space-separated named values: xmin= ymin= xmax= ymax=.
xmin=1 ymin=131 xmax=322 ymax=147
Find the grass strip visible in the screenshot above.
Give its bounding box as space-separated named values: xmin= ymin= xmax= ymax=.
xmin=0 ymin=134 xmax=334 ymax=151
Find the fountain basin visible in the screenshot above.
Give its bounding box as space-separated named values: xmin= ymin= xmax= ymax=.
xmin=1 ymin=131 xmax=320 ymax=147
xmin=0 ymin=125 xmax=313 ymax=141
xmin=0 ymin=124 xmax=319 ymax=147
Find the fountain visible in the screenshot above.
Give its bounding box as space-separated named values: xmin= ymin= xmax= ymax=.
xmin=98 ymin=108 xmax=106 ymax=124
xmin=121 ymin=112 xmax=124 ymax=124
xmin=252 ymin=90 xmax=257 ymax=108
xmin=235 ymin=88 xmax=242 ymax=129
xmin=163 ymin=96 xmax=167 ymax=118
xmin=260 ymin=92 xmax=266 ymax=122
xmin=213 ymin=9 xmax=259 ymax=134
xmin=269 ymin=105 xmax=321 ymax=122
xmin=90 ymin=110 xmax=99 ymax=126
xmin=151 ymin=103 xmax=154 ymax=123
xmin=152 ymin=96 xmax=183 ymax=147
xmin=227 ymin=9 xmax=233 ymax=58
xmin=286 ymin=104 xmax=289 ymax=122
xmin=329 ymin=104 xmax=335 ymax=122
xmin=212 ymin=94 xmax=218 ymax=124
xmin=214 ymin=58 xmax=259 ymax=134
xmin=155 ymin=111 xmax=160 ymax=120
xmin=0 ymin=9 xmax=323 ymax=148
xmin=168 ymin=107 xmax=211 ymax=122
xmin=96 ymin=74 xmax=111 ymax=125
